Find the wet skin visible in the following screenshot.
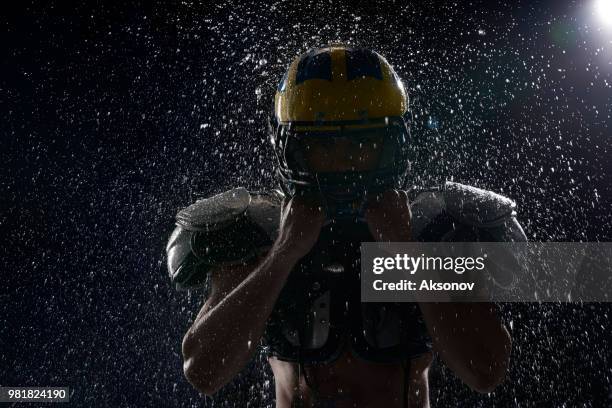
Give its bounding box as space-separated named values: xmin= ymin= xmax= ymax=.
xmin=269 ymin=349 xmax=433 ymax=408
xmin=181 ymin=142 xmax=511 ymax=406
xmin=182 ymin=191 xmax=510 ymax=406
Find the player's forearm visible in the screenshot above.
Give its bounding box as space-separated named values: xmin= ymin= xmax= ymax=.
xmin=418 ymin=302 xmax=511 ymax=393
xmin=182 ymin=245 xmax=300 ymax=394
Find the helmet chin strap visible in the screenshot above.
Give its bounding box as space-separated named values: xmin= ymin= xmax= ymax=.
xmin=313 ymin=172 xmax=383 ymax=222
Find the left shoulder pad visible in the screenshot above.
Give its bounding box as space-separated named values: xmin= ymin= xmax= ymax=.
xmin=411 ymin=182 xmax=527 ymax=288
xmin=411 ymin=181 xmax=516 ymax=229
xmin=442 ymin=181 xmax=516 ymax=228
xmin=411 ymin=181 xmax=526 ymax=241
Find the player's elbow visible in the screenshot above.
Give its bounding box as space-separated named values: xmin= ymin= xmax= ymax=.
xmin=468 ymin=367 xmax=506 ymax=394
xmin=181 ymin=333 xmax=224 ymax=396
xmin=182 ymin=355 xmax=223 ymax=396
xmin=467 ymin=336 xmax=511 ymax=393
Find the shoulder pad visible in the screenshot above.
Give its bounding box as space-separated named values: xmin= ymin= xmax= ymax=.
xmin=411 ymin=181 xmax=517 ymax=232
xmin=176 ymin=187 xmax=283 ymax=236
xmin=443 ymin=181 xmax=516 ymax=227
xmin=166 ymin=188 xmax=282 ymax=290
xmin=176 ymin=187 xmax=252 ymax=232
xmin=410 ymin=182 xmax=526 ymax=289
xmin=247 ymin=190 xmax=283 ymax=240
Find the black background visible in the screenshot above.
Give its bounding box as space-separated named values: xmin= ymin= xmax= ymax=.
xmin=2 ymin=0 xmax=611 ymax=406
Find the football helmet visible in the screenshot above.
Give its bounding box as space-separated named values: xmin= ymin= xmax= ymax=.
xmin=269 ymin=44 xmax=411 ymax=217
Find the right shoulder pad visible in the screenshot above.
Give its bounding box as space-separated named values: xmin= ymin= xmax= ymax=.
xmin=166 ymin=188 xmax=282 ymax=290
xmin=176 ymin=187 xmax=252 ymax=232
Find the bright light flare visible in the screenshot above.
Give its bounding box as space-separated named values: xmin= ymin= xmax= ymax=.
xmin=593 ymin=0 xmax=612 ymax=27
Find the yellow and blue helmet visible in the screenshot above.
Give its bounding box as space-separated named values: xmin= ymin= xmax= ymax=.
xmin=269 ymin=44 xmax=411 ymax=198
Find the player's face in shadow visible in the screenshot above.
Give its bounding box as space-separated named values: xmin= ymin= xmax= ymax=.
xmin=301 ymin=133 xmax=383 ymax=173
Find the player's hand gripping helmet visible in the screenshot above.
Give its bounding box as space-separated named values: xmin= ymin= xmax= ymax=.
xmin=269 ymin=45 xmax=411 ymax=218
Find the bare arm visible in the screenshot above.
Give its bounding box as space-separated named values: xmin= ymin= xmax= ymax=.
xmin=182 ymin=246 xmax=300 ymax=395
xmin=365 ymin=190 xmax=511 ymax=394
xmin=418 ymin=302 xmax=511 ymax=393
xmin=181 ymin=195 xmax=324 ymax=395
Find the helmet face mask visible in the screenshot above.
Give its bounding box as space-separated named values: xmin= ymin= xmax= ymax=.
xmin=269 ymin=45 xmax=411 ymax=219
xmin=289 ymin=129 xmax=384 ymax=174
xmin=270 ymin=116 xmax=411 ymax=219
